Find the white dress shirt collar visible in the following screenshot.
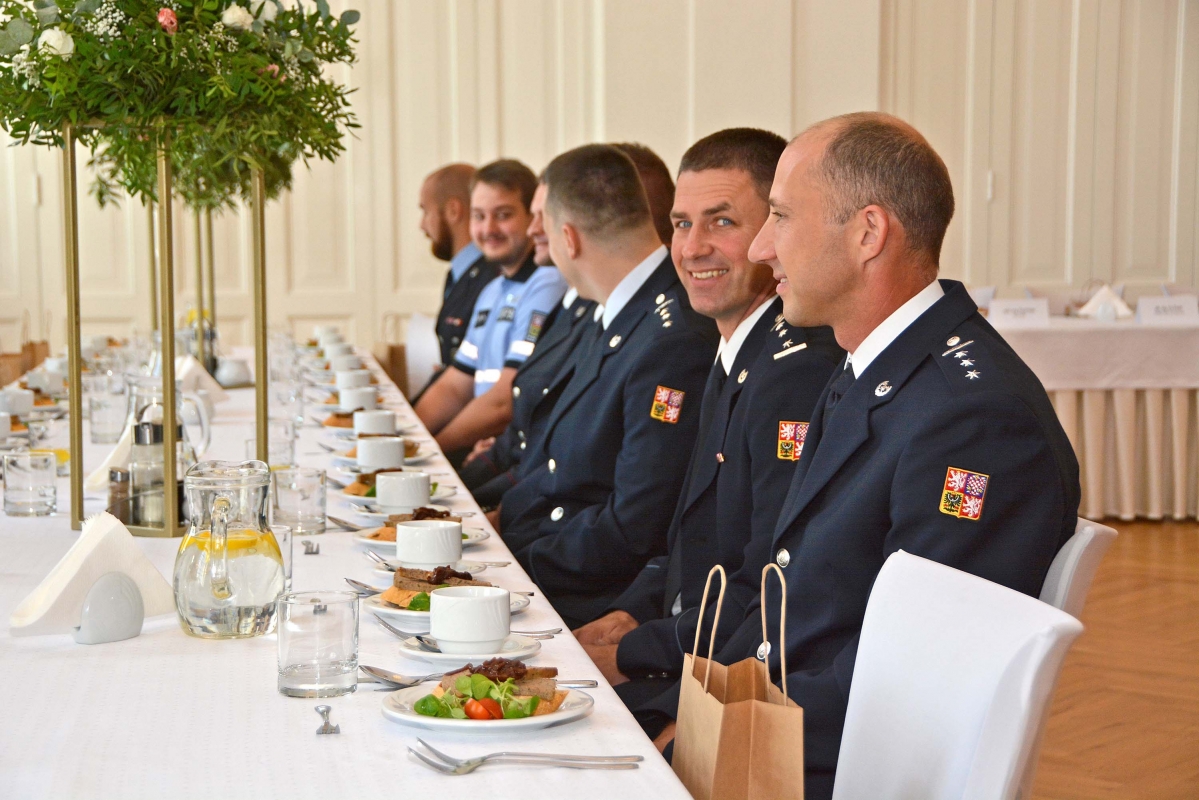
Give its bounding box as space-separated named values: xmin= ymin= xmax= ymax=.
xmin=847 ymin=280 xmax=944 ymax=377
xmin=717 ymin=298 xmax=773 ymax=375
xmin=600 ymin=245 xmax=668 ymax=329
xmin=562 ymin=287 xmax=579 ymax=309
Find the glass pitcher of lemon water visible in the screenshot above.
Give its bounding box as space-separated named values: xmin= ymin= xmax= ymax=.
xmin=174 ymin=461 xmax=284 ymax=638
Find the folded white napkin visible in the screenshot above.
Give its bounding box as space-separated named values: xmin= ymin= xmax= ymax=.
xmin=9 ymin=512 xmax=175 ymax=637
xmin=176 ymin=354 xmax=228 ymax=404
xmin=1078 ymin=284 xmax=1133 ymax=319
xmin=84 ymin=423 xmax=133 ymax=493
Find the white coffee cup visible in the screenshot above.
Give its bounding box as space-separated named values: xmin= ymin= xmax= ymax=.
xmin=394 ymin=518 xmax=462 ymax=569
xmin=41 ymin=370 xmax=66 ymax=394
xmin=329 ymin=354 xmax=362 ymax=372
xmin=215 ymin=358 xmax=252 ymax=386
xmin=356 ymin=436 xmax=405 ymax=471
xmin=0 ymin=389 xmax=34 ymax=417
xmin=323 ymin=342 xmax=353 ymax=358
xmin=0 ymin=412 xmax=11 ymax=437
xmin=25 ymin=372 xmax=47 ymax=393
xmin=353 ymin=409 xmax=396 ymax=436
xmin=338 ymin=386 xmax=377 ymax=413
xmin=314 ymin=325 xmax=340 ymax=339
xmin=376 ymin=471 xmax=430 ymax=513
xmin=430 ymin=586 xmax=511 ymax=655
xmin=335 ymin=369 xmax=372 ymax=391
xmin=43 ymin=356 xmax=68 ymax=373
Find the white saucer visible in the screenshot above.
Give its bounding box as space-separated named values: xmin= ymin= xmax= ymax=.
xmin=395 ymin=633 xmax=541 ymax=665
xmin=381 ymin=686 xmax=594 ymax=732
xmin=353 ymin=528 xmax=490 ymax=552
xmin=371 ymin=559 xmax=490 ymax=578
xmin=365 ymin=593 xmax=529 ymax=628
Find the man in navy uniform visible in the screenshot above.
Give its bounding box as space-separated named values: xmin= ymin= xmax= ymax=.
xmin=498 ymin=144 xmax=720 ymax=629
xmin=572 ymin=129 xmax=843 ymax=713
xmin=417 ymin=163 xmax=498 ymax=372
xmin=649 ymin=113 xmax=1081 ymax=800
xmin=415 ymin=160 xmax=568 ymax=464
xmin=458 ymin=179 xmax=598 ymax=509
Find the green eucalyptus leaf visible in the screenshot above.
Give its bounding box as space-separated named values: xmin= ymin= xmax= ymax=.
xmin=0 ymin=31 xmax=17 ymax=56
xmin=33 ymin=0 xmax=55 ymax=9
xmin=297 ymin=47 xmax=313 ymax=62
xmin=35 ymin=5 xmax=58 ymax=24
xmin=251 ymin=20 xmax=264 ymax=34
xmin=7 ymin=18 xmax=35 ymax=45
xmin=282 ymin=37 xmax=299 ymax=57
xmin=315 ymin=0 xmax=329 ymax=19
xmin=74 ymin=0 xmax=101 ymax=14
xmin=339 ymin=9 xmax=359 ymax=25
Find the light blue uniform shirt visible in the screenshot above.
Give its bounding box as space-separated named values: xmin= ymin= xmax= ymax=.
xmin=453 ymin=257 xmax=569 ymax=396
xmin=448 ymin=241 xmax=483 ymax=287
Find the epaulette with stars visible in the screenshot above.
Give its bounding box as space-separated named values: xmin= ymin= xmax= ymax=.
xmin=653 ymin=293 xmax=677 ymax=328
xmin=770 ymin=313 xmax=809 ymax=361
xmin=935 ymin=334 xmax=989 ymax=390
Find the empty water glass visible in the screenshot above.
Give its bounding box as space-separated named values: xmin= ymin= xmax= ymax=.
xmin=3 ymin=452 xmax=57 ymax=516
xmin=246 ymin=418 xmax=295 ymax=468
xmin=272 ymin=467 xmax=327 ymax=535
xmin=89 ymin=393 xmax=127 ymax=444
xmin=277 ymin=590 xmax=359 ymax=697
xmin=270 ymin=380 xmax=305 ymax=428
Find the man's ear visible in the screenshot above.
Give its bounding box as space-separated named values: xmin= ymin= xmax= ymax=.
xmin=443 ymin=198 xmax=465 ymax=225
xmin=857 ymin=204 xmax=890 ymax=265
xmin=563 ymin=222 xmax=582 ymax=261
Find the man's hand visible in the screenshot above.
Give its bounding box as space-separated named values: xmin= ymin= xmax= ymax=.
xmin=462 ymin=437 xmax=495 ymax=467
xmin=485 ymin=507 xmax=501 ymax=532
xmin=573 ymin=610 xmax=639 ymax=646
xmin=582 ymin=643 xmax=628 ymax=686
xmin=653 ymin=721 xmax=676 ymax=753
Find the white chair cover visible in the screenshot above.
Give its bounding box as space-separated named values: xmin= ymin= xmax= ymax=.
xmin=832 ymin=551 xmax=1083 ymax=800
xmin=1039 ymin=518 xmax=1118 ymax=617
xmin=404 ymin=312 xmax=440 ymax=397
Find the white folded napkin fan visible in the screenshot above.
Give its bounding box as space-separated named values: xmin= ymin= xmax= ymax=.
xmin=1077 ymin=284 xmax=1133 ymax=319
xmin=9 ymin=512 xmax=175 ymax=643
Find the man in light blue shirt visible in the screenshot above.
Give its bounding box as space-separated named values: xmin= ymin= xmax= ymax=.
xmin=415 ymin=159 xmax=568 ymax=462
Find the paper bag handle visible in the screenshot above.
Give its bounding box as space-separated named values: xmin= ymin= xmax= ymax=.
xmin=690 ymin=564 xmax=727 ymax=693
xmin=760 ymin=563 xmax=789 ymax=706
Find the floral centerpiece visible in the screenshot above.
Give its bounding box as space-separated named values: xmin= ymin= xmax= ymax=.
xmin=0 ymin=0 xmax=359 ymax=209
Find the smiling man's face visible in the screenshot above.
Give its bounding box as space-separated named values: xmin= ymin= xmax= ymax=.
xmin=670 ymin=168 xmax=775 ymax=332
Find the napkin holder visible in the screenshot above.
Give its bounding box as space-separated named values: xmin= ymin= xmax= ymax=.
xmin=9 ymin=512 xmax=175 ymax=643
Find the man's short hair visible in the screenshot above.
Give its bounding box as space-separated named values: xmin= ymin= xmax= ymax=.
xmin=427 ymin=163 xmax=475 ymax=207
xmin=812 ymin=112 xmax=955 ymax=261
xmin=612 ymin=142 xmax=675 ymax=245
xmin=471 ymin=159 xmax=538 ymax=211
xmin=542 ymin=144 xmax=652 ymax=237
xmin=679 ymin=128 xmax=787 ymax=201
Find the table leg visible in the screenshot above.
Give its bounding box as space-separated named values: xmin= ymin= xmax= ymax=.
xmin=1082 ymin=390 xmax=1107 ymax=520
xmin=1144 ymin=389 xmax=1164 ymax=520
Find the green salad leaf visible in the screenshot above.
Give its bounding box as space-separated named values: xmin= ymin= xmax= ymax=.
xmin=413 ymin=675 xmax=543 ymax=720
xmin=405 ymin=592 xmax=430 ymax=612
xmin=365 ymin=485 xmax=376 ymax=497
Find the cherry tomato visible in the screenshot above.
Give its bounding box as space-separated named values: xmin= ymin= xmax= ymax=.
xmin=463 ymin=699 xmax=492 ymax=720
xmin=477 ymin=698 xmax=504 ymax=720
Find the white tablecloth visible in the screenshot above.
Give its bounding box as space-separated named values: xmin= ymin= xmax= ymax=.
xmin=999 ymin=319 xmax=1199 ymax=520
xmin=0 ymin=356 xmax=691 ymax=800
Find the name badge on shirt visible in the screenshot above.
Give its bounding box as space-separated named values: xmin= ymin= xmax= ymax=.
xmin=474 ymin=309 xmax=489 ymax=327
xmin=497 ymin=306 xmax=516 ymax=323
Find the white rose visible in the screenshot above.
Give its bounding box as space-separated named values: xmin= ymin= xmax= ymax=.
xmin=37 ymin=28 xmax=74 ymax=59
xmin=250 ymin=0 xmax=277 ymax=22
xmin=221 ymin=4 xmax=255 ymax=30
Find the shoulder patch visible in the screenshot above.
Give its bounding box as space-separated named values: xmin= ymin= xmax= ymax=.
xmin=650 ymin=385 xmax=685 ymax=424
xmin=525 ymin=311 xmax=547 ymax=342
xmin=777 ymin=421 xmax=809 ymax=461
xmin=939 ymin=466 xmax=989 ymax=520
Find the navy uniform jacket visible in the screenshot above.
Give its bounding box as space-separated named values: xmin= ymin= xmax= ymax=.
xmin=499 ymin=254 xmax=720 ymax=628
xmin=436 ymin=253 xmax=499 ymax=367
xmin=650 ymin=280 xmax=1081 ymax=800
xmin=460 ymin=293 xmax=598 ymax=507
xmin=612 ymin=298 xmax=844 ymax=680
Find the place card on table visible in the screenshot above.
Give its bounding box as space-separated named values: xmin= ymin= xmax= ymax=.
xmin=988 ymin=298 xmax=1051 ymax=329
xmin=1136 ymin=294 xmax=1199 ymax=326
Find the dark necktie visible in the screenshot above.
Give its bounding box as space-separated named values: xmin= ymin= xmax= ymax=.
xmin=824 ymin=364 xmax=856 ymax=416
xmin=697 ymin=358 xmax=728 ymax=434
xmin=442 ymin=270 xmax=454 ymax=302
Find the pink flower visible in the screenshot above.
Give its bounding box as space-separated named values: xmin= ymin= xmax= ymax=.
xmin=264 ymin=63 xmax=284 ymax=81
xmin=158 ymin=8 xmax=178 ymax=35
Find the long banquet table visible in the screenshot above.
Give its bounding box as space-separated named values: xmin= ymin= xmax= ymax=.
xmin=0 ymin=354 xmax=692 ymax=799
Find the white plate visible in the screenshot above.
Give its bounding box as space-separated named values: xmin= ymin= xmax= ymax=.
xmin=353 ymin=527 xmax=490 ymax=551
xmin=404 ymin=451 xmax=436 ymax=466
xmin=394 ymin=633 xmax=541 ymax=665
xmin=372 ymin=559 xmax=489 ymax=578
xmin=327 ymin=423 xmax=421 ymax=442
xmin=349 ymin=507 xmax=476 ymax=522
xmin=381 ymin=686 xmax=594 ymax=732
xmin=364 ymin=593 xmax=529 ymax=628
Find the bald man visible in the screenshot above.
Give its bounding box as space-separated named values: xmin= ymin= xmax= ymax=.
xmin=648 ymin=113 xmax=1080 ymax=799
xmin=419 ymin=163 xmax=500 ymax=370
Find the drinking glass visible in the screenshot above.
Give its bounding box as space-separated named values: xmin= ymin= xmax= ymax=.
xmin=277 ymin=590 xmax=359 ymax=697
xmin=271 ymin=524 xmax=293 ymax=593
xmin=3 ymin=452 xmax=57 ymax=516
xmin=89 ymin=393 xmax=127 ymax=444
xmin=272 ymin=467 xmax=327 ymax=535
xmin=245 ymin=418 xmax=295 ymax=468
xmin=270 ymin=380 xmax=305 ymax=428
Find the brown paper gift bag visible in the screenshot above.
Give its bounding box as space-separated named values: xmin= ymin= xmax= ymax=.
xmin=673 ymin=564 xmax=804 ymax=800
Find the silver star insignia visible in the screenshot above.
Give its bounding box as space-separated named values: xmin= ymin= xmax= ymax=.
xmin=955 ymin=351 xmax=969 ymax=359
xmin=781 ymin=339 xmax=793 ymax=348
xmin=960 ymin=359 xmax=974 ymax=367
xmin=966 ymin=370 xmax=980 ymax=379
xmin=778 ymin=329 xmax=788 ymax=337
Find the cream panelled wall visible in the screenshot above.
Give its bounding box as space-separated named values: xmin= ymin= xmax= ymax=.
xmin=0 ymin=0 xmax=1195 ymax=353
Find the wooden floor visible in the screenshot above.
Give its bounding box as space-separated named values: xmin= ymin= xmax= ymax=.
xmin=1032 ymin=520 xmax=1199 ymax=800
